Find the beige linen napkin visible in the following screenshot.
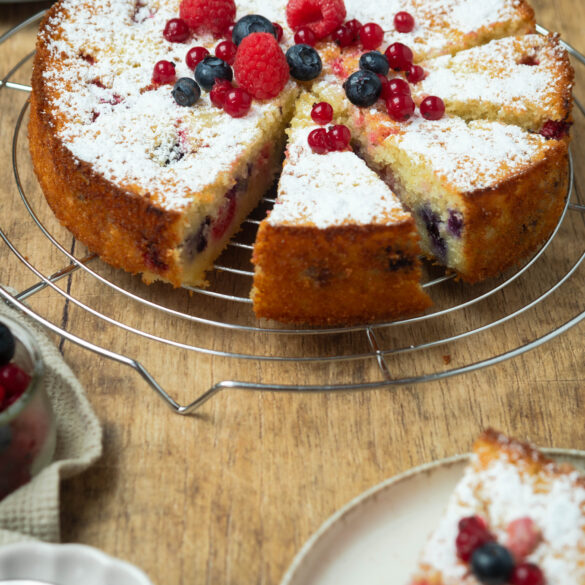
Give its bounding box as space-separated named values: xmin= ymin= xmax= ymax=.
xmin=0 ymin=294 xmax=102 ymax=544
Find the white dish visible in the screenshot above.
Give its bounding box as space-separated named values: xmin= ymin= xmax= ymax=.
xmin=280 ymin=448 xmax=585 ymax=585
xmin=0 ymin=542 xmax=153 ymax=585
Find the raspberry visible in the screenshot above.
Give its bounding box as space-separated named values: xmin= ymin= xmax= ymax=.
xmin=286 ymin=0 xmax=347 ymax=41
xmin=180 ymin=0 xmax=236 ymax=37
xmin=506 ymin=518 xmax=542 ymax=562
xmin=234 ymin=32 xmax=289 ymax=99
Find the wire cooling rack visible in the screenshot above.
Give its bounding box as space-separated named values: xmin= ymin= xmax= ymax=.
xmin=2 ymin=12 xmax=585 ymax=414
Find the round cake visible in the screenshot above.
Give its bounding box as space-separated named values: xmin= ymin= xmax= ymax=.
xmin=29 ymin=0 xmax=574 ymax=325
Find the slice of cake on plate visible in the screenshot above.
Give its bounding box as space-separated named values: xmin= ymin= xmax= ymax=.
xmin=251 ymin=92 xmax=431 ymax=325
xmin=409 ymin=429 xmax=585 ymax=585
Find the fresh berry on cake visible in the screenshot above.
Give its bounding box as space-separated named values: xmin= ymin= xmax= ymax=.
xmin=409 ymin=429 xmax=585 ymax=585
xmin=251 ymin=92 xmax=431 ymax=324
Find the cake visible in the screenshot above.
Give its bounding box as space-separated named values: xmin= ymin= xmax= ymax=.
xmin=251 ymin=92 xmax=431 ymax=324
xmin=29 ymin=0 xmax=574 ymax=324
xmin=409 ymin=429 xmax=585 ymax=585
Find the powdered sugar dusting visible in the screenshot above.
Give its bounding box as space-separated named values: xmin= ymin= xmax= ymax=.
xmin=39 ymin=0 xmax=294 ymax=211
xmin=414 ymin=35 xmax=570 ymax=123
xmin=343 ymin=0 xmax=530 ymax=60
xmin=414 ymin=451 xmax=585 ymax=584
xmin=269 ymin=126 xmax=408 ymax=228
xmin=387 ymin=114 xmax=549 ymax=192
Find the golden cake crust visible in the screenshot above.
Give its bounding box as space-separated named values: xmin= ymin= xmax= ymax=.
xmin=252 ymin=221 xmax=431 ymax=325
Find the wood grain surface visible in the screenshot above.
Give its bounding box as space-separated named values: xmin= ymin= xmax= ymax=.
xmin=1 ymin=2 xmax=585 ymax=584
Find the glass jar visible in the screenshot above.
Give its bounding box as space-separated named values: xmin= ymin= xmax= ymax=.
xmin=0 ymin=315 xmax=56 ymax=500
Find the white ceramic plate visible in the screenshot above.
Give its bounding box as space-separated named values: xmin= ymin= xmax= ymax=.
xmin=0 ymin=542 xmax=153 ymax=585
xmin=280 ymin=448 xmax=585 ymax=585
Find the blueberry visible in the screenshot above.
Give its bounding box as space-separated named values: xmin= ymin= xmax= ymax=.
xmin=471 ymin=543 xmax=515 ymax=585
xmin=194 ymin=57 xmax=233 ymax=91
xmin=359 ymin=51 xmax=389 ymax=76
xmin=232 ymin=14 xmax=276 ymax=45
xmin=0 ymin=323 xmax=15 ymax=366
xmin=447 ymin=209 xmax=464 ymax=238
xmin=286 ymin=44 xmax=322 ymax=81
xmin=172 ymin=78 xmax=201 ymax=106
xmin=343 ymin=69 xmax=382 ymax=107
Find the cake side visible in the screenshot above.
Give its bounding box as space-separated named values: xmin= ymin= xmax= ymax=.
xmin=410 ymin=429 xmax=585 ymax=585
xmin=251 ymin=93 xmax=431 ymax=325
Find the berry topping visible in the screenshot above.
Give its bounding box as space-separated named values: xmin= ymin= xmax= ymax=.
xmin=359 ymin=22 xmax=384 ymax=50
xmin=386 ymin=93 xmax=415 ymax=121
xmin=173 ymin=78 xmax=201 ymax=107
xmin=311 ymin=101 xmax=333 ymax=125
xmin=385 ymin=42 xmax=414 ymax=71
xmin=223 ymin=87 xmax=252 ymax=117
xmin=308 ymin=127 xmax=329 ymax=154
xmin=286 ymin=44 xmax=323 ymax=81
xmin=510 ymin=563 xmax=545 ymax=585
xmin=471 ymin=543 xmax=516 ymax=585
xmin=359 ymin=51 xmax=389 ymax=76
xmin=456 ymin=516 xmax=495 ymax=562
xmin=294 ymin=26 xmax=317 ymax=46
xmin=179 ymin=0 xmax=236 ymax=37
xmin=386 ymin=77 xmax=411 ymax=96
xmin=163 ymin=18 xmax=190 ymax=43
xmin=506 ymin=518 xmax=542 ymax=562
xmin=195 ymin=56 xmax=233 ymax=91
xmin=0 ymin=364 xmax=30 ymax=397
xmin=215 ymin=39 xmax=237 ymax=65
xmin=286 ymin=0 xmax=347 ymax=41
xmin=394 ymin=11 xmax=415 ymax=33
xmin=186 ymin=46 xmax=210 ymax=70
xmin=379 ymin=75 xmax=392 ymax=100
xmin=420 ymin=95 xmax=445 ymax=120
xmin=540 ymin=119 xmax=571 ymax=140
xmin=172 ymin=78 xmax=201 ymax=106
xmin=273 ymin=22 xmax=284 ymax=42
xmin=344 ymin=69 xmax=382 ymax=107
xmin=0 ymin=324 xmax=15 ymax=367
xmin=152 ymin=60 xmax=176 ymax=85
xmin=232 ymin=14 xmax=276 ymax=45
xmin=234 ymin=32 xmax=289 ymax=99
xmin=210 ymin=79 xmax=233 ymax=108
xmin=406 ymin=63 xmax=426 ymax=83
xmin=327 ymin=124 xmax=351 ymax=151
xmin=344 ymin=18 xmax=362 ymax=40
xmin=332 ymin=24 xmax=354 ymax=47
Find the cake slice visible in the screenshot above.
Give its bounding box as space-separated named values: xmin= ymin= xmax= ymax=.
xmin=320 ymin=0 xmax=535 ymax=80
xmin=345 ymin=108 xmax=569 ymax=282
xmin=30 ymin=0 xmax=298 ymax=287
xmin=251 ymin=93 xmax=431 ymax=325
xmin=411 ymin=33 xmax=574 ymax=133
xmin=410 ymin=429 xmax=585 ymax=585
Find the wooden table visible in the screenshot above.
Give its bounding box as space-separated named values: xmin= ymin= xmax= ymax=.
xmin=1 ymin=2 xmax=585 ymax=584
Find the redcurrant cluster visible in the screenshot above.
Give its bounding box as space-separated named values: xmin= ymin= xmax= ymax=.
xmin=307 ymin=101 xmax=351 ymax=154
